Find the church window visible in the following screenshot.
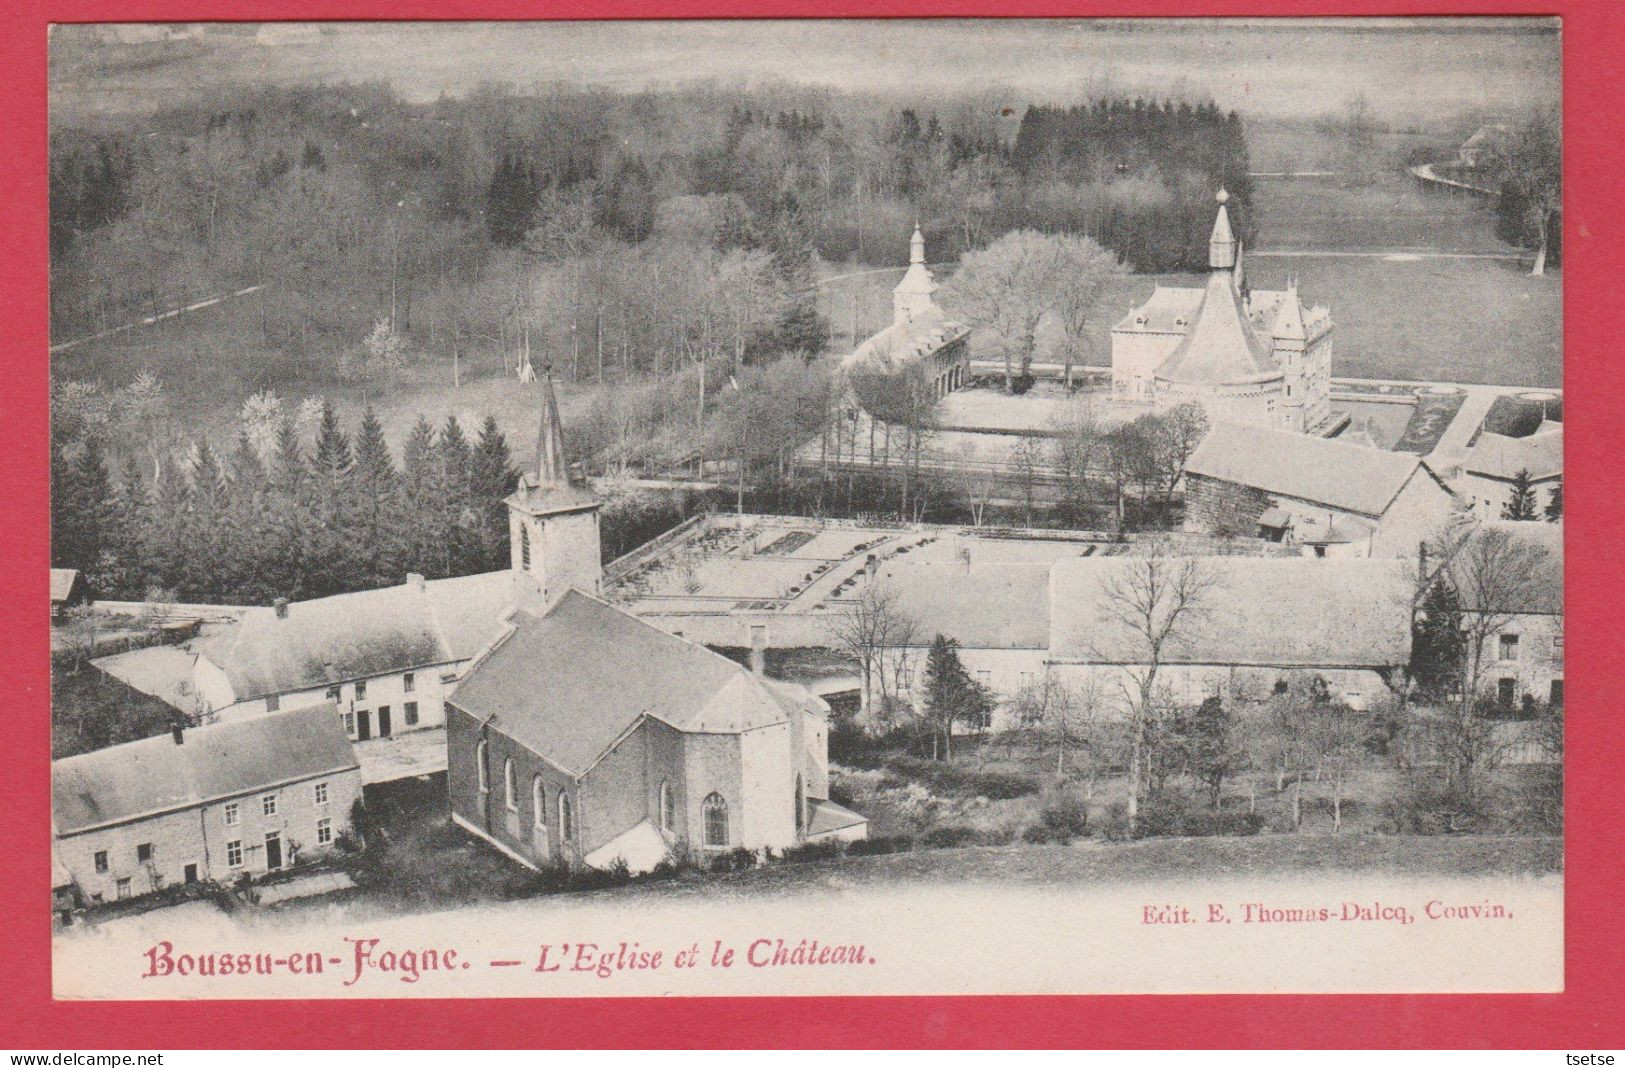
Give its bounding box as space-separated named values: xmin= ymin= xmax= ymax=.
xmin=503 ymin=758 xmax=517 ymax=812
xmin=702 ymin=793 xmax=729 ymax=849
xmin=659 ymin=781 xmax=673 ymax=832
xmin=533 ymin=777 xmax=546 ymax=829
xmin=794 ymin=775 xmax=805 ymax=834
xmin=559 ymin=794 xmax=575 ymax=842
xmin=520 ymin=525 xmax=532 ymax=571
xmin=476 ymin=741 xmax=489 ymax=793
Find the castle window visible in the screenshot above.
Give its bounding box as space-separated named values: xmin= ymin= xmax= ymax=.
xmin=503 ymin=758 xmax=517 ymax=812
xmin=703 ymin=793 xmax=729 ymax=849
xmin=476 ymin=740 xmax=489 ymax=793
xmin=520 ymin=525 xmax=532 ymax=571
xmin=533 ymin=777 xmax=547 ymax=829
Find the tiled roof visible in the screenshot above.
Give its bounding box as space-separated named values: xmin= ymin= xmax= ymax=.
xmin=52 ymin=704 xmax=356 ymax=835
xmin=1049 ymin=556 xmax=1414 ymax=667
xmin=450 ymin=591 xmax=817 ymax=777
xmin=1186 ymin=421 xmax=1432 ymax=517
xmin=1465 ymin=426 xmax=1563 ymax=481
xmin=207 ymin=570 xmax=547 ymax=701
xmin=873 ymin=559 xmax=1051 ymax=649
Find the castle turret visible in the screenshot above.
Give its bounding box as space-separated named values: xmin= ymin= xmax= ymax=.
xmin=1273 ymin=283 xmax=1309 ymax=430
xmin=892 ymin=224 xmax=938 ymax=326
xmin=1209 ymin=188 xmax=1237 ymax=270
xmin=506 ymin=366 xmax=603 ymax=599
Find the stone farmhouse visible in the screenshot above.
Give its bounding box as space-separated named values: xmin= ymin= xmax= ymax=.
xmin=1460 ymin=418 xmax=1563 ymax=520
xmin=51 ymin=704 xmax=361 ymax=904
xmin=1183 ymin=421 xmax=1459 ymax=558
xmin=1046 ymin=556 xmax=1415 ymax=715
xmin=1455 ymin=521 xmax=1564 ymax=709
xmin=191 ymin=569 xmax=548 ymax=741
xmin=1111 ymin=190 xmax=1340 ymax=436
xmin=447 ymin=590 xmax=864 ymax=873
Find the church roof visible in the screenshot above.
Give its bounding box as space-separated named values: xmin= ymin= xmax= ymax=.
xmin=1186 ymin=421 xmax=1437 ymax=518
xmin=1154 ymin=270 xmax=1277 ymax=385
xmin=53 ymin=704 xmax=356 ymax=835
xmin=206 ymin=570 xmax=547 ymax=701
xmin=1048 ymin=556 xmax=1414 ymax=668
xmin=450 ymin=590 xmax=820 ymax=777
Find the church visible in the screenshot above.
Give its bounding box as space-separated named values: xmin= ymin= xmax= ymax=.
xmin=446 ymin=370 xmax=866 ymax=872
xmin=1111 ymin=190 xmax=1341 ymax=436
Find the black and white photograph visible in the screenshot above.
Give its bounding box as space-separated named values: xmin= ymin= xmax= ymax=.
xmin=46 ymin=17 xmax=1564 ymax=998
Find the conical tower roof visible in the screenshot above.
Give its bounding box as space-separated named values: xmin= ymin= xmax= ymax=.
xmin=1272 ymin=284 xmax=1308 ymax=342
xmin=1208 ymin=188 xmax=1237 ymax=270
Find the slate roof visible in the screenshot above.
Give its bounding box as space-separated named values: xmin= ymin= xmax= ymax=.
xmin=1113 ymin=286 xmax=1204 ymax=333
xmin=842 ymin=305 xmax=971 ymax=376
xmin=51 ymin=569 xmax=83 ymax=604
xmin=1464 ymin=425 xmax=1563 ymax=481
xmin=873 ymin=559 xmax=1051 ymax=649
xmin=806 ymin=798 xmax=868 ymax=837
xmin=1186 ymin=421 xmax=1434 ymax=517
xmin=1154 ymin=270 xmax=1277 ymax=385
xmin=207 ymin=570 xmax=547 ymax=701
xmin=52 ymin=704 xmax=356 ymax=835
xmin=1048 ymin=557 xmax=1414 ymax=667
xmin=450 ymin=590 xmax=818 ymax=777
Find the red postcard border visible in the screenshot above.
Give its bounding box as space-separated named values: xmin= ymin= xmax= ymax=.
xmin=4 ymin=0 xmax=1619 ymax=1049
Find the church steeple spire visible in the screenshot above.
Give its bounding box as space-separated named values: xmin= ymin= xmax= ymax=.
xmin=893 ymin=223 xmax=938 ymax=326
xmin=536 ymin=363 xmax=570 ymax=487
xmin=910 ymin=222 xmax=926 ymax=266
xmin=1209 ymin=188 xmax=1237 ymax=270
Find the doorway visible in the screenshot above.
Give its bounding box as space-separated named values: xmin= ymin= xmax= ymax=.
xmin=377 ymin=706 xmax=392 ymax=738
xmin=183 ymin=863 xmax=198 ymax=884
xmin=357 ymin=709 xmax=372 ymax=741
xmin=265 ymin=832 xmax=283 ymax=870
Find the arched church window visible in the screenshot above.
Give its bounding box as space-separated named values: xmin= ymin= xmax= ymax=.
xmin=703 ymin=792 xmax=729 ymax=848
xmin=520 ymin=525 xmax=532 ymax=570
xmin=794 ymin=774 xmax=805 ymax=834
xmin=659 ymin=781 xmax=673 ymax=832
xmin=559 ymin=793 xmax=575 ymax=842
xmin=503 ymin=758 xmax=516 ymax=812
xmin=476 ymin=740 xmax=489 ymax=792
xmin=532 ymin=776 xmax=546 ymax=829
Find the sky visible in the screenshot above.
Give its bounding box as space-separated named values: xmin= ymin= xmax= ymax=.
xmin=52 ymin=18 xmax=1559 ymax=128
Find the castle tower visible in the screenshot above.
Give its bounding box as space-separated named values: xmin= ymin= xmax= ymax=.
xmin=1272 ymin=283 xmax=1309 ymax=431
xmin=892 ymin=224 xmax=938 ymax=326
xmin=506 ymin=366 xmax=603 ymax=599
xmin=1209 ymin=188 xmax=1237 ymax=270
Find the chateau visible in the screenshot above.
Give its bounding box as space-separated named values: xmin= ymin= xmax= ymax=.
xmin=1111 ymin=190 xmax=1339 ymax=435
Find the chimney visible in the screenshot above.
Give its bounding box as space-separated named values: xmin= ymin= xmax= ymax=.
xmin=406 ymin=572 xmax=426 ymax=592
xmin=171 ymin=723 xmax=184 ymax=746
xmin=273 ymin=598 xmax=289 ymax=619
xmin=749 ymin=624 xmax=767 ymax=677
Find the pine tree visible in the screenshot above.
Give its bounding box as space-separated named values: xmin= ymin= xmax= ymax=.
xmin=351 ymin=406 xmax=403 ymax=587
xmin=921 ymin=634 xmax=988 ymax=761
xmin=400 ymin=416 xmax=443 ymax=577
xmin=1501 ymin=468 xmax=1539 ymax=521
xmin=304 ymin=401 xmax=356 ymax=596
xmin=1545 ymin=483 xmax=1563 ymax=522
xmin=1411 ymin=579 xmax=1466 ymax=701
xmin=471 ymin=415 xmax=519 ymax=572
xmin=438 ymin=416 xmax=477 ymax=574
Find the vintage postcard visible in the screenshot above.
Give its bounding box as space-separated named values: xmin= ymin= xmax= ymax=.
xmin=46 ymin=16 xmax=1564 ymax=1001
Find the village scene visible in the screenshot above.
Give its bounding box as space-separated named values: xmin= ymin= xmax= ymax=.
xmin=48 ymin=21 xmax=1562 ymax=948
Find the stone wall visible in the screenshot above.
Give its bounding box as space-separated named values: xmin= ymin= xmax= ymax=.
xmin=1185 ymin=473 xmax=1276 ymax=538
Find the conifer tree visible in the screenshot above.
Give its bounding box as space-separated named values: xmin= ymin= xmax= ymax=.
xmin=351 ymin=406 xmax=403 ymax=587
xmin=1501 ymin=468 xmax=1539 ymax=521
xmin=471 ymin=415 xmax=519 ymax=572
xmin=1544 ymin=483 xmax=1563 ymax=522
xmin=400 ymin=415 xmax=443 ymax=576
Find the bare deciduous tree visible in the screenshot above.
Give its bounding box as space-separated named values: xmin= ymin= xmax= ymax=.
xmin=1094 ymin=547 xmax=1221 ymax=832
xmin=824 ymin=579 xmax=919 ymax=728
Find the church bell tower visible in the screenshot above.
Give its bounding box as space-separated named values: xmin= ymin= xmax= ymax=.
xmin=506 ymin=366 xmax=604 ymax=600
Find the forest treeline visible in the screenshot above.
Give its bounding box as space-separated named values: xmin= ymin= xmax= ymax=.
xmin=51 ymin=82 xmax=1256 ymax=392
